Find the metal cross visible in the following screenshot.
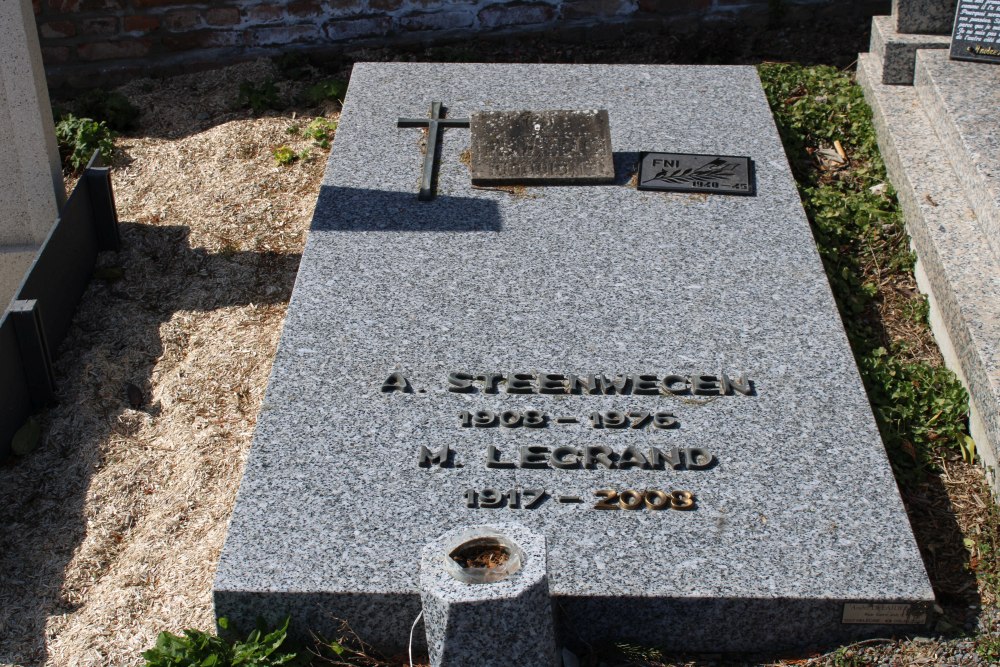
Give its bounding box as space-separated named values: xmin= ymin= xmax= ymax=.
xmin=397 ymin=101 xmax=469 ymax=201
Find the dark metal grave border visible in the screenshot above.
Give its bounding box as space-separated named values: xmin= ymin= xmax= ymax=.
xmin=0 ymin=151 xmax=119 ymax=458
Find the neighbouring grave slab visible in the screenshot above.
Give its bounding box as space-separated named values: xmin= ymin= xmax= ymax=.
xmin=870 ymin=14 xmax=950 ymax=85
xmin=214 ymin=63 xmax=934 ymax=655
xmin=915 ymin=49 xmax=1000 ymax=259
xmin=893 ymin=0 xmax=958 ymax=35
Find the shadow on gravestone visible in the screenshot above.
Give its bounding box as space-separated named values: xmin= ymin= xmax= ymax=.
xmin=312 ymin=187 xmax=502 ymax=233
xmin=0 ymin=222 xmax=300 ymax=665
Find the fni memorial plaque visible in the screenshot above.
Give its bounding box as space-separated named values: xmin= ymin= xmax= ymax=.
xmin=214 ymin=63 xmax=934 ymax=657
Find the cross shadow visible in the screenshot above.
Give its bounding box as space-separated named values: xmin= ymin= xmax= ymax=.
xmin=313 ymin=186 xmax=502 ymax=232
xmin=0 ymin=222 xmax=300 ymax=666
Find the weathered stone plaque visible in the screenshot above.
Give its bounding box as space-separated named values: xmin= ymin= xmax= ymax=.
xmin=637 ymin=152 xmax=756 ymax=196
xmin=951 ymin=0 xmax=1000 ymax=63
xmin=214 ymin=63 xmax=934 ymax=658
xmin=469 ymin=110 xmax=614 ymax=184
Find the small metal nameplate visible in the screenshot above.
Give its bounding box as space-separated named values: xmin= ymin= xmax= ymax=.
xmin=637 ymin=152 xmax=755 ymax=196
xmin=841 ymin=603 xmax=928 ymax=625
xmin=470 ymin=110 xmax=615 ymax=185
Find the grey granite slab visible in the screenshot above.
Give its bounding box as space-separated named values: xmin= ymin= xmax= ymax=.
xmin=214 ymin=63 xmax=934 ymax=655
xmin=870 ymin=15 xmax=950 ymax=85
xmin=894 ymin=0 xmax=958 ymax=34
xmin=915 ymin=49 xmax=1000 ymax=260
xmin=857 ymin=52 xmax=1000 ymax=486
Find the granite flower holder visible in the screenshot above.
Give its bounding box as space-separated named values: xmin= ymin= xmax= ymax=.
xmin=420 ymin=523 xmax=558 ymax=667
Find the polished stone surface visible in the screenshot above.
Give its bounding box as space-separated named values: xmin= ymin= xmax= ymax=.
xmin=870 ymin=15 xmax=950 ymax=85
xmin=915 ymin=50 xmax=1000 ymax=259
xmin=470 ymin=109 xmax=614 ymax=184
xmin=858 ymin=52 xmax=1000 ymax=489
xmin=214 ymin=63 xmax=933 ymax=654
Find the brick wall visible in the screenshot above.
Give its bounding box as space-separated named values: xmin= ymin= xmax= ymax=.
xmin=31 ymin=0 xmax=869 ymax=85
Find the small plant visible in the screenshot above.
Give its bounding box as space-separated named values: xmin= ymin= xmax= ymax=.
xmin=141 ymin=617 xmax=298 ymax=667
xmin=273 ymin=53 xmax=312 ymax=81
xmin=272 ymin=145 xmax=310 ymax=166
xmin=237 ymin=79 xmax=284 ymax=113
xmin=75 ymin=88 xmax=140 ymax=131
xmin=303 ymin=117 xmax=337 ymax=149
xmin=55 ymin=114 xmax=115 ymax=171
xmin=303 ymin=79 xmax=347 ymax=107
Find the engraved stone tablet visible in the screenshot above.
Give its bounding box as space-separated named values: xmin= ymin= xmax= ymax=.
xmin=469 ymin=110 xmax=614 ymax=184
xmin=637 ymin=152 xmax=756 ymax=196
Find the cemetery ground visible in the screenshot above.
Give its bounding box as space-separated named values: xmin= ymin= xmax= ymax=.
xmin=1 ymin=20 xmax=1000 ymax=667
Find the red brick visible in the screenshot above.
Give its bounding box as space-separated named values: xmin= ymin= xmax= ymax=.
xmin=324 ymin=15 xmax=392 ymax=40
xmin=48 ymin=0 xmax=123 ymax=9
xmin=77 ymin=38 xmax=151 ymax=61
xmin=123 ymin=15 xmax=160 ymax=33
xmin=638 ymin=0 xmax=711 ymax=12
xmin=79 ymin=17 xmax=119 ymax=36
xmin=478 ymin=2 xmax=555 ymax=29
xmin=561 ymin=0 xmax=631 ymax=19
xmin=288 ymin=0 xmax=322 ymax=17
xmin=41 ymin=46 xmax=71 ymax=64
xmin=246 ymin=24 xmax=322 ymax=46
xmin=247 ymin=4 xmax=284 ymax=23
xmin=130 ymin=0 xmax=199 ymax=7
xmin=163 ymin=9 xmax=201 ymax=31
xmin=39 ymin=21 xmax=77 ymax=39
xmin=206 ymin=7 xmax=241 ymax=25
xmin=397 ymin=9 xmax=474 ymax=31
xmin=162 ymin=29 xmax=243 ymax=51
xmin=326 ymin=0 xmax=364 ymax=11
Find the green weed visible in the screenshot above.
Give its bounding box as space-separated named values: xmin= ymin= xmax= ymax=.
xmin=272 ymin=145 xmax=308 ymax=166
xmin=74 ymin=88 xmax=140 ymax=131
xmin=237 ymin=79 xmax=285 ymax=113
xmin=303 ymin=78 xmax=347 ymax=107
xmin=141 ymin=617 xmax=298 ymax=667
xmin=303 ymin=117 xmax=337 ymax=149
xmin=759 ymin=63 xmax=969 ymax=485
xmin=55 ymin=114 xmax=115 ymax=171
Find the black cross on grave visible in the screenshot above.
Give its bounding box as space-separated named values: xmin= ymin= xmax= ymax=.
xmin=397 ymin=101 xmax=469 ymax=201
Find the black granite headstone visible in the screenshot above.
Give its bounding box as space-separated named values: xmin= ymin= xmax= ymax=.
xmin=951 ymin=0 xmax=1000 ymax=63
xmin=469 ymin=110 xmax=614 ymax=185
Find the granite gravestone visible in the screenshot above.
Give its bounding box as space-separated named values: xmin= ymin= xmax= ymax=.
xmin=214 ymin=63 xmax=934 ymax=658
xmin=951 ymin=0 xmax=1000 ymax=63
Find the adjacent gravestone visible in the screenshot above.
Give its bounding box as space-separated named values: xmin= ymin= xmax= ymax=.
xmin=214 ymin=63 xmax=933 ymax=657
xmin=0 ymin=0 xmax=65 ymax=309
xmin=951 ymin=0 xmax=1000 ymax=63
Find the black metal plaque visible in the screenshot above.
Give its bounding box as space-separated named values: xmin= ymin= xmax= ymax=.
xmin=637 ymin=152 xmax=756 ymax=196
xmin=951 ymin=0 xmax=1000 ymax=64
xmin=469 ymin=110 xmax=615 ymax=185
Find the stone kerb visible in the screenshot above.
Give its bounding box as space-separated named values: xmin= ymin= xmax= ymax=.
xmin=1 ymin=0 xmax=65 ymax=308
